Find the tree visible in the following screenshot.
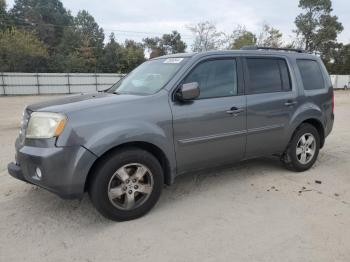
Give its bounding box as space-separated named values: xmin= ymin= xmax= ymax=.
xmin=294 ymin=0 xmax=343 ymax=55
xmin=100 ymin=33 xmax=123 ymax=73
xmin=143 ymin=36 xmax=164 ymax=58
xmin=161 ymin=31 xmax=186 ymax=54
xmin=0 ymin=0 xmax=9 ymax=30
xmin=228 ymin=25 xmax=257 ymax=49
xmin=73 ymin=10 xmax=105 ymax=71
xmin=50 ymin=10 xmax=105 ymax=72
xmin=143 ymin=30 xmax=186 ymax=58
xmin=187 ymin=21 xmax=224 ymax=52
xmin=326 ymin=43 xmax=350 ymax=74
xmin=119 ymin=40 xmax=145 ymax=73
xmin=0 ymin=28 xmax=48 ymax=72
xmin=10 ymin=0 xmax=73 ymax=51
xmin=74 ymin=10 xmax=104 ymax=55
xmin=257 ymin=24 xmax=283 ymax=48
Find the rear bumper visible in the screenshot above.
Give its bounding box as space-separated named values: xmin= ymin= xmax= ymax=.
xmin=8 ymin=139 xmax=97 ymax=199
xmin=325 ymin=113 xmax=334 ymax=138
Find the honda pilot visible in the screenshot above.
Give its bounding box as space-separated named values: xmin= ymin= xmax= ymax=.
xmin=8 ymin=47 xmax=334 ymax=221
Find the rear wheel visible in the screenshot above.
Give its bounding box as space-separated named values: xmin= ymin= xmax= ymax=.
xmin=89 ymin=148 xmax=163 ymax=221
xmin=282 ymin=123 xmax=320 ymax=172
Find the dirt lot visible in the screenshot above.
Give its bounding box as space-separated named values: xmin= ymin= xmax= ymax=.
xmin=0 ymin=92 xmax=349 ymax=262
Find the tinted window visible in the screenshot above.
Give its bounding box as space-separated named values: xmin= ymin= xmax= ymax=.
xmin=297 ymin=60 xmax=325 ymax=90
xmin=182 ymin=59 xmax=237 ymax=99
xmin=279 ymin=60 xmax=291 ymax=91
xmin=246 ymin=58 xmax=290 ymax=94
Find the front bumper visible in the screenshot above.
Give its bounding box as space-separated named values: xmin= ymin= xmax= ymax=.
xmin=8 ymin=139 xmax=97 ymax=199
xmin=8 ymin=162 xmax=28 ymax=183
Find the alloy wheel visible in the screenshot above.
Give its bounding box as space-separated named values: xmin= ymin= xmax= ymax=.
xmin=296 ymin=133 xmax=316 ymax=165
xmin=107 ymin=163 xmax=154 ymax=210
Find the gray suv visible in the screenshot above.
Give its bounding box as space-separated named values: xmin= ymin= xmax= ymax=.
xmin=8 ymin=47 xmax=334 ymax=221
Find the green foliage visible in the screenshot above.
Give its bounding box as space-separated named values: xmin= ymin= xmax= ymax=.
xmin=294 ymin=0 xmax=345 ymax=73
xmin=160 ymin=31 xmax=187 ymax=54
xmin=74 ymin=10 xmax=104 ymax=55
xmin=0 ymin=28 xmax=48 ymax=72
xmin=0 ymin=0 xmax=8 ymax=30
xmin=229 ymin=26 xmax=257 ymax=49
xmin=143 ymin=36 xmax=164 ymax=58
xmin=257 ymin=24 xmax=283 ymax=48
xmin=50 ymin=10 xmax=105 ymax=72
xmin=227 ymin=24 xmax=283 ymax=50
xmin=100 ymin=37 xmax=145 ymax=73
xmin=187 ymin=21 xmax=224 ymax=52
xmin=1 ymin=0 xmax=348 ymax=74
xmin=119 ymin=40 xmax=146 ymax=73
xmin=143 ymin=31 xmax=186 ymax=58
xmin=10 ymin=0 xmax=73 ymax=50
xmin=325 ymin=43 xmax=350 ymax=74
xmin=99 ymin=33 xmax=123 ymax=73
xmin=295 ymin=0 xmax=343 ymax=54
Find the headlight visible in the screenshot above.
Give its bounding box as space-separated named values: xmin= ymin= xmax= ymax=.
xmin=26 ymin=112 xmax=67 ymax=139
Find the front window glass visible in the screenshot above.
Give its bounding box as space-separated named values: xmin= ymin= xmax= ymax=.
xmin=108 ymin=58 xmax=188 ymax=95
xmin=182 ymin=59 xmax=238 ymax=99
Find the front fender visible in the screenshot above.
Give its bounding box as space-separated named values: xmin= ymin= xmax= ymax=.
xmin=84 ymin=120 xmax=173 ymax=158
xmin=57 ymin=118 xmax=176 ymax=180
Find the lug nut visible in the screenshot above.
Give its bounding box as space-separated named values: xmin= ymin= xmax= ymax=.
xmin=132 ymin=179 xmax=137 ymax=183
xmin=134 ymin=185 xmax=139 ymax=189
xmin=123 ymin=186 xmax=127 ymax=191
xmin=126 ymin=179 xmax=130 ymax=183
xmin=128 ymin=190 xmax=133 ymax=194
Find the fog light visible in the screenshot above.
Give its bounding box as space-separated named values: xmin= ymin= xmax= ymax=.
xmin=35 ymin=167 xmax=42 ymax=179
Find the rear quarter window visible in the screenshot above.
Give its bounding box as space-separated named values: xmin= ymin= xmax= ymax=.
xmin=297 ymin=59 xmax=325 ymax=90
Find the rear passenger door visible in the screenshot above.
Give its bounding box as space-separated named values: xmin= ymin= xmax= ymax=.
xmin=243 ymin=57 xmax=298 ymax=158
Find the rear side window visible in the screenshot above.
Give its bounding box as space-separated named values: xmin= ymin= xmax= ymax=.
xmin=297 ymin=60 xmax=325 ymax=90
xmin=182 ymin=59 xmax=237 ymax=99
xmin=246 ymin=58 xmax=291 ymax=94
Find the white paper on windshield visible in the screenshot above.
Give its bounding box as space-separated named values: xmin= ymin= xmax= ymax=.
xmin=163 ymin=58 xmax=184 ymax=64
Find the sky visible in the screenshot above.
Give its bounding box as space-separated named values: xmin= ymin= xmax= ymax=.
xmin=6 ymin=0 xmax=350 ymax=48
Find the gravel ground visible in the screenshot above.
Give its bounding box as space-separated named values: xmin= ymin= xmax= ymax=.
xmin=0 ymin=92 xmax=349 ymax=262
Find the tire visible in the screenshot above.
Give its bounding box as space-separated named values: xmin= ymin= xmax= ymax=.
xmin=89 ymin=148 xmax=163 ymax=221
xmin=282 ymin=123 xmax=320 ymax=172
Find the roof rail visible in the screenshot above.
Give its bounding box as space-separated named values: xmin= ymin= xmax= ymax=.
xmin=240 ymin=45 xmax=306 ymax=53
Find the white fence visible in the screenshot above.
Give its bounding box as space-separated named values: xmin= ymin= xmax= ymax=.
xmin=0 ymin=72 xmax=348 ymax=95
xmin=0 ymin=72 xmax=125 ymax=95
xmin=330 ymin=75 xmax=350 ymax=89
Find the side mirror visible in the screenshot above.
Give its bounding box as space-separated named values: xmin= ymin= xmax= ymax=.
xmin=176 ymin=82 xmax=200 ymax=101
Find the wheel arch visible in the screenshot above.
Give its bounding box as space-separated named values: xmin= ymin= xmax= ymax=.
xmin=84 ymin=141 xmax=173 ymax=192
xmin=290 ymin=118 xmax=325 ymax=149
xmin=301 ymin=118 xmax=325 ymax=148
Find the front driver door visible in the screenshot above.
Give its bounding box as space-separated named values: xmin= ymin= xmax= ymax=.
xmin=171 ymin=57 xmax=247 ymax=174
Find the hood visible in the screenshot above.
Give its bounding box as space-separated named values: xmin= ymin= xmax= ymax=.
xmin=27 ymin=92 xmax=145 ymax=113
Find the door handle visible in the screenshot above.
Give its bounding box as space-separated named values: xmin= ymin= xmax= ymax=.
xmin=226 ymin=107 xmax=244 ymax=115
xmin=284 ymin=100 xmax=297 ymax=106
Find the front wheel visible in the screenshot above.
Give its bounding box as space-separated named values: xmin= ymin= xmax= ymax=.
xmin=89 ymin=148 xmax=163 ymax=221
xmin=282 ymin=123 xmax=320 ymax=172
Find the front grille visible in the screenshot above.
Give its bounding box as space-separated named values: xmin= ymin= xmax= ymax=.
xmin=19 ymin=108 xmax=31 ymax=144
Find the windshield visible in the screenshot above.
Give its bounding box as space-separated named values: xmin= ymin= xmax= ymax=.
xmin=108 ymin=57 xmax=188 ymax=95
